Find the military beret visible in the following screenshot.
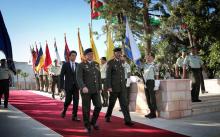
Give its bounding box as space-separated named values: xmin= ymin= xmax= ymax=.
xmin=84 ymin=48 xmax=93 ymax=55
xmin=113 ymin=47 xmax=122 ymax=52
xmin=0 ymin=59 xmax=6 ymax=62
xmin=101 ymin=57 xmax=107 ymax=61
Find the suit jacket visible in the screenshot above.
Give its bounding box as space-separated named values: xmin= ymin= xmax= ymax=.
xmin=76 ymin=61 xmax=101 ymax=94
xmin=106 ymin=58 xmax=126 ymax=92
xmin=60 ymin=62 xmax=79 ymax=91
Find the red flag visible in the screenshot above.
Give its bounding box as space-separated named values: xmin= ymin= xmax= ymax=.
xmin=91 ymin=0 xmax=103 ymax=19
xmin=44 ymin=41 xmax=52 ymax=72
xmin=30 ymin=47 xmax=37 ymax=71
xmin=64 ymin=34 xmax=70 ymax=62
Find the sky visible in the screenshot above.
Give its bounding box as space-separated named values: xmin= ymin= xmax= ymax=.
xmin=0 ymin=0 xmax=106 ymax=62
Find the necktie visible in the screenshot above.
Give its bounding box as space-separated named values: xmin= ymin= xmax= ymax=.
xmin=72 ymin=63 xmax=75 ymax=72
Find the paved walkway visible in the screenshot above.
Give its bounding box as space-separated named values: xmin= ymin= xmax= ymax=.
xmin=0 ymin=90 xmax=220 ymax=137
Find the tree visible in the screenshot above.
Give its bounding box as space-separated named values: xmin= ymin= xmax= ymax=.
xmin=88 ymin=0 xmax=163 ymax=54
xmin=20 ymin=72 xmax=29 ymax=90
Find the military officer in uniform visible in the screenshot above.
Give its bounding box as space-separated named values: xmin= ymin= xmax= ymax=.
xmin=143 ymin=53 xmax=159 ymax=119
xmin=50 ymin=59 xmax=61 ymax=99
xmin=100 ymin=57 xmax=108 ymax=107
xmin=0 ymin=59 xmax=13 ymax=108
xmin=105 ymin=47 xmax=134 ymax=126
xmin=175 ymin=49 xmax=187 ymax=79
xmin=76 ymin=48 xmax=102 ymax=133
xmin=183 ymin=46 xmax=203 ymax=102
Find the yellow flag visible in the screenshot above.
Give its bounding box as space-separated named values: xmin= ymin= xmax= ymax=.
xmin=106 ymin=28 xmax=114 ymax=60
xmin=78 ymin=29 xmax=85 ymax=62
xmin=89 ymin=25 xmax=100 ymax=63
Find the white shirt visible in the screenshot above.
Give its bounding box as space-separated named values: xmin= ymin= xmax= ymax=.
xmin=50 ymin=65 xmax=61 ymax=76
xmin=0 ymin=67 xmax=11 ymax=80
xmin=122 ymin=62 xmax=131 ymax=79
xmin=70 ymin=61 xmax=76 ymax=71
xmin=100 ymin=63 xmax=107 ymax=79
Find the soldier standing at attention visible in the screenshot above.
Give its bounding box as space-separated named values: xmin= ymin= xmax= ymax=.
xmin=175 ymin=49 xmax=187 ymax=79
xmin=105 ymin=47 xmax=134 ymax=126
xmin=39 ymin=68 xmax=44 ymax=91
xmin=183 ymin=46 xmax=203 ymax=102
xmin=50 ymin=59 xmax=61 ymax=99
xmin=0 ymin=59 xmax=14 ymax=108
xmin=76 ymin=48 xmax=102 ymax=134
xmin=121 ymin=55 xmax=131 ymax=106
xmin=100 ymin=57 xmax=108 ymax=107
xmin=143 ymin=53 xmax=159 ymax=119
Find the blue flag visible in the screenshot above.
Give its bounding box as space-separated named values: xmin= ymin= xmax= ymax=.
xmin=0 ymin=11 xmax=16 ymax=74
xmin=125 ymin=18 xmax=141 ymax=66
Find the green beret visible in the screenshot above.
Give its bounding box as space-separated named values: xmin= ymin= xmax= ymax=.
xmin=84 ymin=48 xmax=93 ymax=55
xmin=113 ymin=47 xmax=122 ymax=52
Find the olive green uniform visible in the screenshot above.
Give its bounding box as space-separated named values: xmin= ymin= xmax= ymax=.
xmin=76 ymin=61 xmax=102 ymax=128
xmin=105 ymin=59 xmax=132 ymax=123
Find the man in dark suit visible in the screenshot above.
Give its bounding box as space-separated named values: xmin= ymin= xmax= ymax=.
xmin=76 ymin=48 xmax=102 ymax=134
xmin=105 ymin=47 xmax=134 ymax=126
xmin=60 ymin=50 xmax=80 ymax=121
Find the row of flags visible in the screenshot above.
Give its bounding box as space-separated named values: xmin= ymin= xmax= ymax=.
xmin=30 ymin=17 xmax=141 ymax=74
xmin=29 ymin=1 xmax=142 ymax=73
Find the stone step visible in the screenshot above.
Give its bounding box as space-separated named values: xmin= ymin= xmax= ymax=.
xmin=199 ymin=94 xmax=220 ymax=101
xmin=192 ymin=105 xmax=220 ymax=115
xmin=192 ymin=94 xmax=220 ymax=115
xmin=192 ymin=100 xmax=220 ymax=108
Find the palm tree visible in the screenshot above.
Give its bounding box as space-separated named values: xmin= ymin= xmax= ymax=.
xmin=16 ymin=69 xmax=22 ymax=89
xmin=20 ymin=72 xmax=29 ymax=90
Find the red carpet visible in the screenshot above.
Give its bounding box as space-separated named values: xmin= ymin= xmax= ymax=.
xmin=9 ymin=90 xmax=188 ymax=137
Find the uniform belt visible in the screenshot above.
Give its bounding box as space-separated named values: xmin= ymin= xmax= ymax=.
xmin=146 ymin=79 xmax=154 ymax=81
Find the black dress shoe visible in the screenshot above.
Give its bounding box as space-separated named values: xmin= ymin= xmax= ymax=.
xmin=144 ymin=113 xmax=152 ymax=118
xmin=72 ymin=116 xmax=81 ymax=121
xmin=4 ymin=105 xmax=8 ymax=108
xmin=105 ymin=117 xmax=111 ymax=122
xmin=91 ymin=123 xmax=99 ymax=130
xmin=192 ymin=99 xmax=202 ymax=102
xmin=61 ymin=111 xmax=66 ymax=118
xmin=52 ymin=94 xmax=55 ymax=99
xmin=85 ymin=126 xmax=91 ymax=134
xmin=202 ymin=90 xmax=208 ymax=94
xmin=125 ymin=122 xmax=134 ymax=126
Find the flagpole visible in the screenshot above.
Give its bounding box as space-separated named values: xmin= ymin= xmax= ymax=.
xmin=90 ymin=0 xmax=93 ymax=28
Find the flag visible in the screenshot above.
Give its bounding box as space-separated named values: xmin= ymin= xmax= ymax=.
xmin=54 ymin=39 xmax=61 ymax=66
xmin=106 ymin=27 xmax=114 ymax=60
xmin=125 ymin=18 xmax=141 ymax=65
xmin=30 ymin=46 xmax=37 ymax=71
xmin=64 ymin=34 xmax=70 ymax=62
xmin=89 ymin=25 xmax=100 ymax=63
xmin=35 ymin=46 xmax=45 ymax=72
xmin=91 ymin=0 xmax=103 ymax=19
xmin=44 ymin=41 xmax=52 ymax=72
xmin=0 ymin=11 xmax=16 ymax=73
xmin=35 ymin=42 xmax=39 ymax=56
xmin=78 ymin=29 xmax=85 ymax=62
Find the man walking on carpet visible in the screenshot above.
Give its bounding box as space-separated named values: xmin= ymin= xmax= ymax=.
xmin=76 ymin=48 xmax=102 ymax=134
xmin=105 ymin=47 xmax=134 ymax=126
xmin=60 ymin=50 xmax=81 ymax=121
